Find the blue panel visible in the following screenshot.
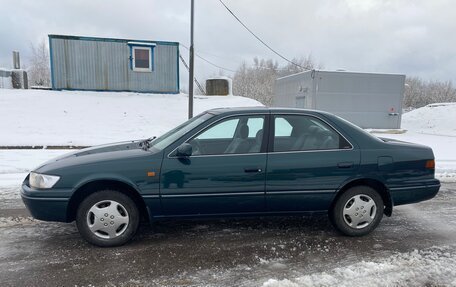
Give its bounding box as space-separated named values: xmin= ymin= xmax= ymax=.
xmin=127 ymin=42 xmax=156 ymax=47
xmin=152 ymin=46 xmax=155 ymax=71
xmin=176 ymin=45 xmax=180 ymax=92
xmin=129 ymin=45 xmax=133 ymax=70
xmin=48 ymin=36 xmax=55 ymax=89
xmin=53 ymin=88 xmax=179 ymax=94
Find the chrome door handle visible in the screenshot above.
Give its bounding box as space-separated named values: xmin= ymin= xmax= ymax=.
xmin=244 ymin=168 xmax=262 ymax=173
xmin=337 ymin=162 xmax=353 ymax=168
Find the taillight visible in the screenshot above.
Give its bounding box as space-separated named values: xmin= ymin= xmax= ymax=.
xmin=425 ymin=159 xmax=435 ymax=169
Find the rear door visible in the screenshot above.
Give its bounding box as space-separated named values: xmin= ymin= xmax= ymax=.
xmin=265 ymin=114 xmax=360 ymax=212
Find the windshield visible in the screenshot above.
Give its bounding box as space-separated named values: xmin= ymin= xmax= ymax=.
xmin=151 ymin=112 xmax=214 ymax=150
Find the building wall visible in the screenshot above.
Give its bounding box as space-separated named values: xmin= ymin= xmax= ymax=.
xmin=313 ymin=71 xmax=404 ymax=129
xmin=49 ymin=35 xmax=179 ymax=93
xmin=273 ymin=71 xmax=313 ymax=108
xmin=274 ymin=70 xmax=405 ymax=129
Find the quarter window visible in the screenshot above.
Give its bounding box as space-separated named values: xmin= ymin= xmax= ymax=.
xmin=273 ymin=115 xmax=352 ymax=152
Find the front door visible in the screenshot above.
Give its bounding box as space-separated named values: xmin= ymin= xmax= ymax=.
xmin=160 ymin=114 xmax=268 ymax=216
xmin=266 ymin=114 xmax=360 ymax=212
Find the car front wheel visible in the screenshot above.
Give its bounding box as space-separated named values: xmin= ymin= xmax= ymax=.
xmin=76 ymin=190 xmax=140 ymax=247
xmin=330 ymin=186 xmax=384 ymax=236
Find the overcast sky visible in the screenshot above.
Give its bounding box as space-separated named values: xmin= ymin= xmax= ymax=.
xmin=1 ymin=0 xmax=455 ymax=88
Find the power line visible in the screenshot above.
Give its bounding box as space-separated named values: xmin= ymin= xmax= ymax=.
xmin=180 ymin=44 xmax=236 ymax=73
xmin=182 ymin=42 xmax=299 ymax=72
xmin=196 ymin=53 xmax=237 ymax=73
xmin=181 ymin=43 xmax=287 ymax=72
xmin=197 ymin=49 xmax=243 ymax=63
xmin=218 ymin=0 xmax=306 ymax=70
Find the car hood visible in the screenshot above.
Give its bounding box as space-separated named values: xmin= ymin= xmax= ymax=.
xmin=35 ymin=140 xmax=159 ymax=173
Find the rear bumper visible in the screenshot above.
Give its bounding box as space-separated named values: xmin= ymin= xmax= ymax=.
xmin=389 ymin=179 xmax=440 ymax=206
xmin=21 ymin=184 xmax=71 ymax=222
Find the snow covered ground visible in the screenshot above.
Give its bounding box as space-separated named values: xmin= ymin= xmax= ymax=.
xmin=0 ymin=89 xmax=262 ymax=146
xmin=262 ymin=245 xmax=456 ymax=287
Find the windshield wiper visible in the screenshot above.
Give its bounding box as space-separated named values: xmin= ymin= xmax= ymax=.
xmin=140 ymin=136 xmax=156 ymax=150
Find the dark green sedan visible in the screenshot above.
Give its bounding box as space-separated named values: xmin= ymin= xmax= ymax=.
xmin=21 ymin=108 xmax=440 ymax=246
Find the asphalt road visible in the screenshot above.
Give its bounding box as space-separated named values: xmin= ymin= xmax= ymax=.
xmin=1 ymin=183 xmax=455 ymax=287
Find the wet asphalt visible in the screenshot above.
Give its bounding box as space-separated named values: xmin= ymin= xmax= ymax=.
xmin=0 ymin=183 xmax=455 ymax=287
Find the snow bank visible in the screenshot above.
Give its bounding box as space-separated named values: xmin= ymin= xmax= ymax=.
xmin=262 ymin=245 xmax=456 ymax=287
xmin=0 ymin=89 xmax=262 ymax=146
xmin=402 ymin=103 xmax=456 ymax=136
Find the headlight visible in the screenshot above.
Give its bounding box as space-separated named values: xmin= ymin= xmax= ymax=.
xmin=29 ymin=172 xmax=60 ymax=189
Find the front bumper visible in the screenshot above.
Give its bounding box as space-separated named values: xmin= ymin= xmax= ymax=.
xmin=21 ymin=184 xmax=72 ymax=222
xmin=389 ymin=179 xmax=441 ymax=206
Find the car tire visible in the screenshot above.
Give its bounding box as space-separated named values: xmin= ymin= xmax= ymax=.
xmin=76 ymin=190 xmax=140 ymax=247
xmin=330 ymin=186 xmax=384 ymax=236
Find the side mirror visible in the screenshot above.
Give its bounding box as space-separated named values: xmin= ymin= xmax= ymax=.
xmin=176 ymin=143 xmax=192 ymax=157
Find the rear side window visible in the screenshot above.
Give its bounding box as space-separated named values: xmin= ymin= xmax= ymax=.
xmin=273 ymin=115 xmax=352 ymax=152
xmin=275 ymin=118 xmax=292 ymax=137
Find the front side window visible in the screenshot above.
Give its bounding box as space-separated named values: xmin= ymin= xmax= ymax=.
xmin=273 ymin=115 xmax=352 ymax=152
xmin=132 ymin=46 xmax=152 ymax=72
xmin=188 ymin=115 xmax=265 ymax=156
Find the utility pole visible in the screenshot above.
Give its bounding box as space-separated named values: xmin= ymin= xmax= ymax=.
xmin=188 ymin=0 xmax=195 ymax=119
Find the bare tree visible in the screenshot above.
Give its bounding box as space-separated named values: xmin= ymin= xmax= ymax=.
xmin=278 ymin=55 xmax=321 ymax=77
xmin=233 ymin=56 xmax=319 ymax=106
xmin=404 ymin=77 xmax=456 ymax=108
xmin=232 ymin=58 xmax=280 ymax=106
xmin=28 ymin=39 xmax=51 ymax=87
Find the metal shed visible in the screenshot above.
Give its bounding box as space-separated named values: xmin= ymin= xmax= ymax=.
xmin=274 ymin=70 xmax=405 ymax=129
xmin=49 ymin=35 xmax=179 ymax=93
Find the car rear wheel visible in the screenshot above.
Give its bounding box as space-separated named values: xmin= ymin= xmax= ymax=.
xmin=330 ymin=186 xmax=384 ymax=236
xmin=76 ymin=190 xmax=140 ymax=247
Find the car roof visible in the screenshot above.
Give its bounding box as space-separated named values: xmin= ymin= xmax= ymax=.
xmin=207 ymin=106 xmax=330 ymax=116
